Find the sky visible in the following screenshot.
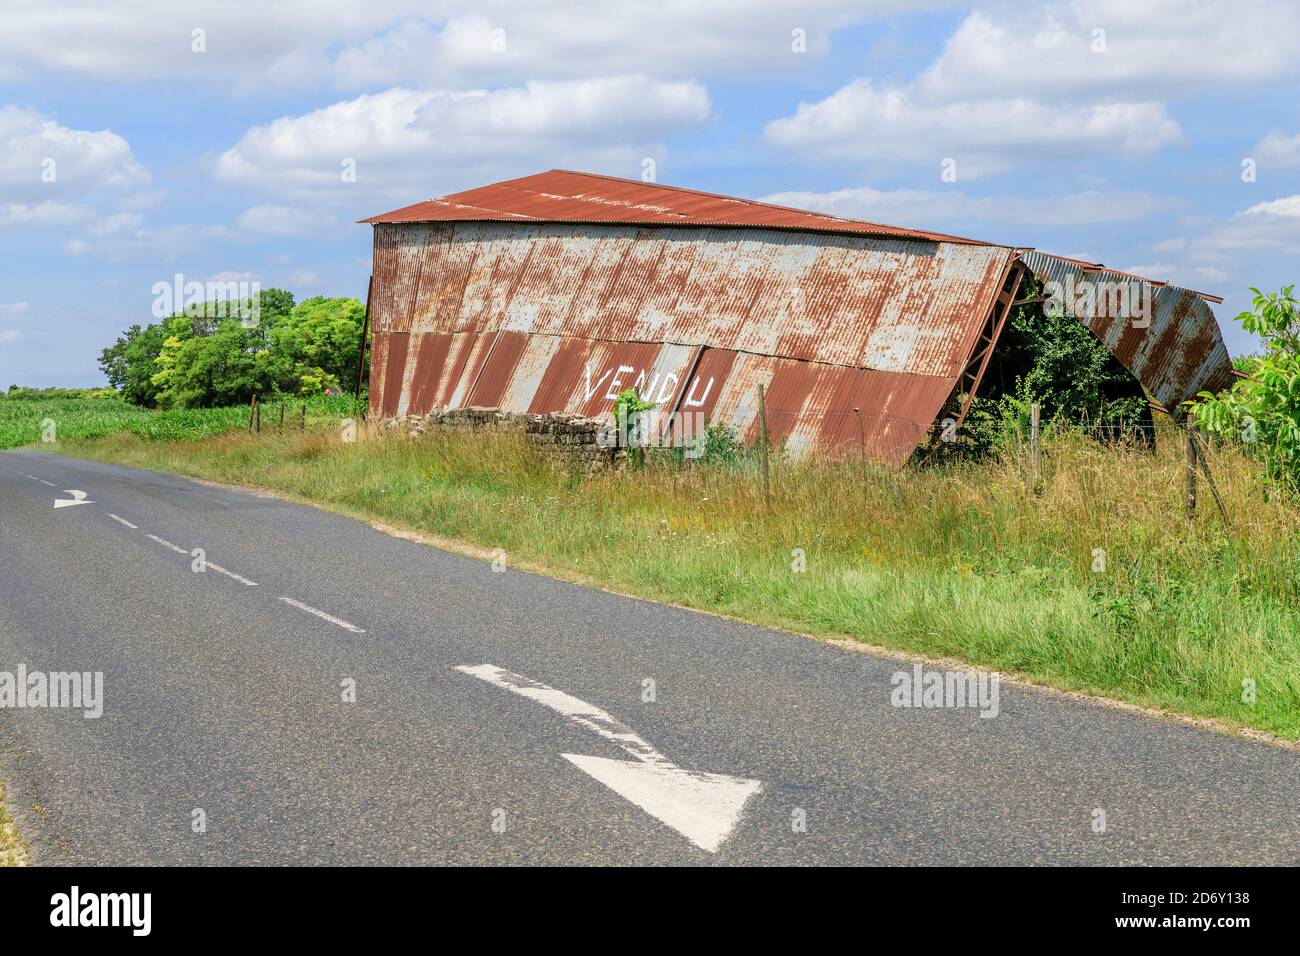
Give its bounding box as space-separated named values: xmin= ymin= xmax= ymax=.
xmin=2 ymin=0 xmax=1299 ymax=388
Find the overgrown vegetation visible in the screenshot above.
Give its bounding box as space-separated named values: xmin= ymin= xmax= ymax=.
xmin=53 ymin=416 xmax=1300 ymax=740
xmin=98 ymin=288 xmax=364 ymax=409
xmin=1189 ymin=286 xmax=1300 ymax=494
xmin=960 ymin=279 xmax=1152 ymax=453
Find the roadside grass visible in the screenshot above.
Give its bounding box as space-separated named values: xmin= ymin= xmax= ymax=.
xmin=0 ymin=776 xmax=28 ymax=866
xmin=52 ymin=414 xmax=1300 ymax=740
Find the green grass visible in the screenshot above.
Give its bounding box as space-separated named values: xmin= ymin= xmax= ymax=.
xmin=48 ymin=415 xmax=1300 ymax=741
xmin=0 ymin=394 xmax=363 ymax=448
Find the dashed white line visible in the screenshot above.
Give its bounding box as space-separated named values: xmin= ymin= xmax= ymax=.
xmin=207 ymin=563 xmax=258 ymax=587
xmin=107 ymin=513 xmax=139 ymax=529
xmin=145 ymin=534 xmax=189 ymax=555
xmin=278 ymin=596 xmax=366 ymax=634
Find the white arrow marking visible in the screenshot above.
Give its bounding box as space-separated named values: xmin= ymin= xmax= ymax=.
xmin=455 ymin=663 xmax=761 ymax=853
xmin=53 ymin=490 xmax=93 ymax=509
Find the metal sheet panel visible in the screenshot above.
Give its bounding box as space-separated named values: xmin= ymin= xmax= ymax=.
xmin=371 ymin=222 xmax=1014 ymax=380
xmin=363 ymin=169 xmax=987 ymax=246
xmin=1020 ymin=251 xmax=1235 ymax=409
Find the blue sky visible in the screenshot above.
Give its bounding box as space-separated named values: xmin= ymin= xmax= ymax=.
xmin=2 ymin=0 xmax=1298 ymax=387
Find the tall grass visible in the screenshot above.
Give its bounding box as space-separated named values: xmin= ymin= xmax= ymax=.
xmin=56 ymin=415 xmax=1300 ymax=739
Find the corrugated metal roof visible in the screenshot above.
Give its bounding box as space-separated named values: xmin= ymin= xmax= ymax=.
xmin=361 ymin=169 xmax=992 ymax=246
xmin=1020 ymin=251 xmax=1235 ymax=410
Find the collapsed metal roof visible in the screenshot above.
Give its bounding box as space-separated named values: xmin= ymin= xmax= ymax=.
xmin=362 ymin=170 xmax=1235 ymax=465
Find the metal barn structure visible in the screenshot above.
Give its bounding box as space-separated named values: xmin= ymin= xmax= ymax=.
xmin=360 ymin=169 xmax=1234 ymax=465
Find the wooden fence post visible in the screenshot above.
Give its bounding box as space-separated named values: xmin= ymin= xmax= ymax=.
xmin=254 ymin=394 xmax=260 ymax=434
xmin=1030 ymin=402 xmax=1041 ymax=490
xmin=300 ymin=403 xmax=306 ymax=431
xmin=247 ymin=394 xmax=256 ymax=430
xmin=279 ymin=402 xmax=285 ymax=431
xmin=758 ymin=383 xmax=771 ymax=510
xmin=1184 ymin=419 xmax=1197 ymax=520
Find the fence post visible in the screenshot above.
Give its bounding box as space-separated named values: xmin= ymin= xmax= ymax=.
xmin=248 ymin=394 xmax=256 ymax=430
xmin=1185 ymin=418 xmax=1198 ymax=520
xmin=279 ymin=402 xmax=285 ymax=431
xmin=758 ymin=383 xmax=771 ymax=510
xmin=1030 ymin=402 xmax=1041 ymax=490
xmin=300 ymin=403 xmax=306 ymax=431
xmin=254 ymin=394 xmax=261 ymax=434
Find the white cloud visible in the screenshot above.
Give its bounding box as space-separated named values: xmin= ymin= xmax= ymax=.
xmin=0 ymin=201 xmax=95 ymax=227
xmin=287 ymin=270 xmax=322 ymax=287
xmin=760 ymin=185 xmax=1184 ymax=228
xmin=238 ymin=205 xmax=338 ymax=237
xmin=0 ymin=302 xmax=30 ymax=319
xmin=217 ymin=76 xmax=711 ymax=202
xmin=62 ymin=222 xmax=238 ymax=261
xmin=1242 ymin=195 xmax=1300 ymax=219
xmin=918 ymin=2 xmax=1300 ymax=103
xmin=0 ymin=2 xmax=944 ymax=90
xmin=0 ymin=330 xmax=20 ymax=343
xmin=763 ymin=80 xmax=1182 ymax=177
xmin=1253 ymin=130 xmax=1300 ymax=169
xmin=0 ymin=106 xmax=147 ymax=201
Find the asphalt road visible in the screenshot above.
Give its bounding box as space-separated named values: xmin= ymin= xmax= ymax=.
xmin=0 ymin=448 xmax=1296 ymax=865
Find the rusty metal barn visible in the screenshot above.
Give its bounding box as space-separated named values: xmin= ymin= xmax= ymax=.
xmin=360 ymin=169 xmax=1234 ymax=465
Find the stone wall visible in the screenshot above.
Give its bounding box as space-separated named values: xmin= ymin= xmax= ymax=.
xmin=380 ymin=407 xmax=624 ymax=471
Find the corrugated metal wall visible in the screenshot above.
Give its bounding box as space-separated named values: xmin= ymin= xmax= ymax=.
xmin=369 ymin=221 xmax=1013 ymax=465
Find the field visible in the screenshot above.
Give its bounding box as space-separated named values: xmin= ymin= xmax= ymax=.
xmin=41 ymin=410 xmax=1300 ymax=741
xmin=0 ymin=394 xmax=359 ymax=448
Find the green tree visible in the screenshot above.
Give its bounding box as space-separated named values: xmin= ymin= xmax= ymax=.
xmin=1188 ymin=286 xmax=1300 ymax=493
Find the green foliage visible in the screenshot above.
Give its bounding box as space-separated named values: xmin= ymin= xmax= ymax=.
xmin=959 ymin=277 xmax=1151 ymax=453
xmin=2 ymin=385 xmax=117 ymax=401
xmin=1188 ymin=286 xmax=1300 ymax=493
xmin=98 ymin=289 xmax=368 ymax=409
xmin=698 ymin=420 xmax=743 ymax=467
xmin=611 ymin=387 xmax=657 ymax=465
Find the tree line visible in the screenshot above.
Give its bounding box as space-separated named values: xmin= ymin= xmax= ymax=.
xmin=98 ymin=289 xmax=364 ymax=409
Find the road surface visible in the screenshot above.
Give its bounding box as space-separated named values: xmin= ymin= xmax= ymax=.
xmin=0 ymin=449 xmax=1296 ymax=865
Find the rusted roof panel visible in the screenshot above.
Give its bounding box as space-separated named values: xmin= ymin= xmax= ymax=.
xmin=362 ymin=169 xmax=990 ymax=246
xmin=1019 ymin=252 xmax=1236 ymax=410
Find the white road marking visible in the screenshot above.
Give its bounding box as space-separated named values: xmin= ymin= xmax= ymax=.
xmin=145 ymin=534 xmax=188 ymax=554
xmin=53 ymin=489 xmax=93 ymax=509
xmin=37 ymin=479 xmax=55 ymax=487
xmin=455 ymin=663 xmax=762 ymax=853
xmin=207 ymin=563 xmax=258 ymax=587
xmin=278 ymin=596 xmax=365 ymax=634
xmin=107 ymin=513 xmax=138 ymax=529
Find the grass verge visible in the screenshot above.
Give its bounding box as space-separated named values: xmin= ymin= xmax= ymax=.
xmin=0 ymin=776 xmax=28 ymax=867
xmin=52 ymin=417 xmax=1300 ymax=741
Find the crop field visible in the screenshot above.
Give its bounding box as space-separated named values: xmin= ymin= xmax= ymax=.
xmin=0 ymin=394 xmax=363 ymax=449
